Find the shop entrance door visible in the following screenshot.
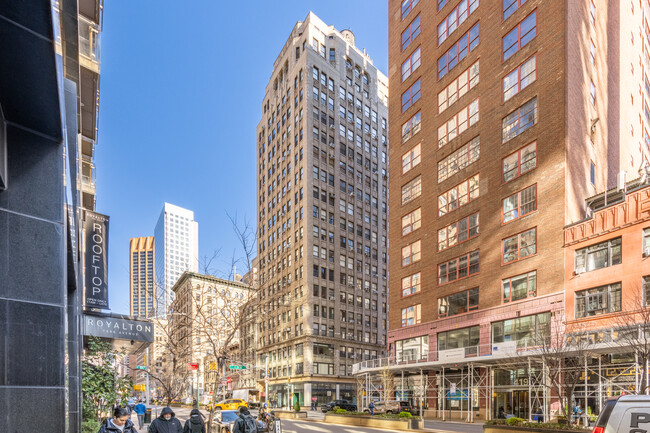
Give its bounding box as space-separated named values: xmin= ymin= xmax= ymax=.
xmin=512 ymin=390 xmax=529 ymax=420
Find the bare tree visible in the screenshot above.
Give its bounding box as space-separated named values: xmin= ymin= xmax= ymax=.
xmin=611 ymin=289 xmax=650 ymax=395
xmin=379 ymin=367 xmax=395 ymax=405
xmin=535 ymin=314 xmax=595 ymax=424
xmin=226 ymin=211 xmax=257 ymax=275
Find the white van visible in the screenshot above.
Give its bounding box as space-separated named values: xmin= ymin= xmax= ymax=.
xmin=593 ymin=396 xmax=650 ymax=433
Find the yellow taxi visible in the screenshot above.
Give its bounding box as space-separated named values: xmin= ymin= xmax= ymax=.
xmin=211 ymin=399 xmax=248 ymax=411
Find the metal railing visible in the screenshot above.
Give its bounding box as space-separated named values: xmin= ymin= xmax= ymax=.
xmin=78 ymin=15 xmax=100 ymax=66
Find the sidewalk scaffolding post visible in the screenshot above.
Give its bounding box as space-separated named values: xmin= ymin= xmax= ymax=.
xmin=146 ymin=346 xmax=150 ymax=406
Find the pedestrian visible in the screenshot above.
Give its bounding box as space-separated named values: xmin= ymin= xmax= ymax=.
xmin=535 ymin=407 xmax=543 ymax=423
xmin=232 ymin=407 xmax=257 ymax=433
xmin=183 ymin=408 xmax=205 ymax=433
xmin=149 ymin=407 xmax=182 ymax=433
xmin=368 ymin=401 xmax=375 ymax=416
xmin=498 ymin=406 xmax=506 ymax=419
xmin=98 ymin=406 xmax=137 ymax=433
xmin=573 ymin=404 xmax=582 ymax=424
xmin=134 ymin=400 xmax=147 ymax=430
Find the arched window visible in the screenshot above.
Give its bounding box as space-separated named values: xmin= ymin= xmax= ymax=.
xmin=345 ymin=58 xmax=352 ymax=69
xmin=354 ymin=67 xmax=361 ymax=78
xmin=362 ymin=73 xmax=369 ymax=85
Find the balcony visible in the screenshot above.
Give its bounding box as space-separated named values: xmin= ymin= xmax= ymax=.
xmin=80 ymin=157 xmax=96 ymax=194
xmin=78 ymin=15 xmax=100 ymax=73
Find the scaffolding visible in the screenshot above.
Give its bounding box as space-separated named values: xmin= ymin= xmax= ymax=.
xmin=353 ymin=346 xmax=648 ymax=421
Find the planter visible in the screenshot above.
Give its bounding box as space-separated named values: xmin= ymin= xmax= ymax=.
xmin=271 ymin=410 xmax=308 ymax=419
xmin=484 ymin=424 xmax=585 ymax=433
xmin=324 ymin=413 xmax=423 ymax=431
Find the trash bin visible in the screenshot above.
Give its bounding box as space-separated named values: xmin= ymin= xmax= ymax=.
xmin=144 ymin=408 xmax=152 ymax=424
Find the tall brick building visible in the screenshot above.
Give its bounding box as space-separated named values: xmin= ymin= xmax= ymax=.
xmin=352 ymin=0 xmax=649 ymax=421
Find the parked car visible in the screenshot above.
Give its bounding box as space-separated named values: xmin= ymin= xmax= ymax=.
xmin=363 ymin=400 xmax=412 ymax=414
xmin=212 ymin=410 xmax=271 ymax=433
xmin=592 ymin=395 xmax=650 ymax=433
xmin=210 ymin=399 xmax=249 ymax=411
xmin=321 ymin=399 xmax=357 ymax=412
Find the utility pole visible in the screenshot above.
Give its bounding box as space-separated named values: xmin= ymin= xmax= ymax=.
xmin=265 ymin=356 xmax=269 ymax=406
xmin=146 ymin=346 xmax=150 ymax=406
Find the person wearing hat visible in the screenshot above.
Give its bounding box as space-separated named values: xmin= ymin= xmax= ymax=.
xmin=232 ymin=407 xmax=256 ymax=433
xmin=148 ymin=407 xmax=182 ymax=433
xmin=182 ymin=408 xmax=205 ymax=433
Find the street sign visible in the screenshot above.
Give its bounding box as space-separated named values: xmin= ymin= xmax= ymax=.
xmin=209 ymin=362 xmax=218 ymax=370
xmin=188 ymin=362 xmax=199 ymax=371
xmin=227 ymin=377 xmax=232 ymax=383
xmin=136 ymin=366 xmax=146 ymax=370
xmin=229 ymin=365 xmax=247 ymax=370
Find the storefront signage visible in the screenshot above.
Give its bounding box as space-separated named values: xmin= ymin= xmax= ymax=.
xmin=439 ymin=348 xmax=465 ymax=361
xmin=83 ymin=211 xmax=110 ymax=309
xmin=83 ymin=314 xmax=153 ymax=342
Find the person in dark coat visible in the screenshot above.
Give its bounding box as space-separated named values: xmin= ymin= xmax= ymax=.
xmin=183 ymin=408 xmax=205 ymax=433
xmin=98 ymin=407 xmax=137 ymax=433
xmin=149 ymin=407 xmax=182 ymax=433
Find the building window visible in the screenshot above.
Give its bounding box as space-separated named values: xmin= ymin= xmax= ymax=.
xmin=438 ymin=0 xmax=447 ymax=11
xmin=402 ymin=0 xmax=420 ymax=19
xmin=492 ymin=312 xmax=550 ymax=347
xmin=589 ymin=0 xmax=595 ymax=24
xmin=503 ymin=141 xmax=536 ymax=182
xmin=438 ymin=287 xmax=478 ymax=317
xmin=396 ymin=336 xmax=428 ymax=362
xmin=503 ymin=55 xmax=536 ymax=101
xmin=401 ymin=304 xmax=421 ymax=327
xmin=401 ymin=176 xmax=422 ymax=205
xmin=502 ymin=97 xmax=538 ymax=143
xmin=438 ymin=23 xmax=480 ymax=79
xmin=503 ymin=227 xmax=536 ymax=264
xmin=643 ymin=228 xmax=650 ymax=256
xmin=575 ymin=283 xmax=622 ymax=318
xmin=438 ymin=325 xmax=480 ymax=354
xmin=329 ymin=48 xmax=335 ymax=61
xmin=402 ymin=240 xmax=421 ymax=266
xmin=438 ymin=99 xmax=479 ymax=148
xmin=438 ymin=213 xmax=479 ymax=251
xmin=402 ymin=111 xmax=422 ymax=143
xmin=502 ymin=270 xmax=536 ymax=303
xmin=438 ymin=0 xmax=479 ymax=46
xmin=402 ymin=14 xmax=421 ymax=51
xmin=590 ymin=40 xmax=595 ymax=64
xmin=439 ymin=174 xmax=480 ymax=216
xmin=504 ymin=0 xmax=528 ymax=20
xmin=438 ymin=136 xmax=480 ymax=183
xmin=438 ymin=61 xmax=480 ymax=114
xmin=503 ymin=184 xmax=537 ymax=223
xmin=402 ymin=79 xmax=422 ymax=112
xmin=590 ymin=161 xmax=596 ymax=185
xmin=402 ymin=143 xmax=421 ymax=174
xmin=644 ymin=276 xmax=650 ymax=306
xmin=402 ymin=47 xmax=422 ymax=82
xmin=402 ymin=208 xmax=422 ymax=235
xmin=590 ymin=80 xmax=596 ymax=105
xmin=574 ymin=237 xmax=621 ymax=274
xmin=503 ymin=11 xmax=536 ymax=61
xmin=402 ymin=272 xmax=421 ymax=296
xmin=438 ymin=250 xmax=479 ymax=284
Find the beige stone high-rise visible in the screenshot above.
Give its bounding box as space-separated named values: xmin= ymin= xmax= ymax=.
xmin=256 ymin=12 xmax=389 ymax=407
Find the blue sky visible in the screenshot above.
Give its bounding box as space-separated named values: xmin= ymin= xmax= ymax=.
xmin=95 ymin=1 xmax=388 ymax=314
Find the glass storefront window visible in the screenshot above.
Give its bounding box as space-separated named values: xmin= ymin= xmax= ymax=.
xmin=491 ymin=312 xmax=550 ymax=348
xmin=396 ymin=335 xmax=429 ymax=362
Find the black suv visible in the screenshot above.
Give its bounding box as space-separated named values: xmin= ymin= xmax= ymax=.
xmin=321 ymin=399 xmax=357 ymax=412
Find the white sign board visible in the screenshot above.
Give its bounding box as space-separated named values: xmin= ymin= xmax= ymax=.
xmin=450 ymin=382 xmax=457 ymax=395
xmin=439 ymin=348 xmax=465 ymax=361
xmin=275 ymin=419 xmax=282 ymax=433
xmin=492 ymin=341 xmax=517 ymax=355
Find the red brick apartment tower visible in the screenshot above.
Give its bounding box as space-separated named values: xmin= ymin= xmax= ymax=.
xmin=355 ymin=0 xmax=647 ymax=421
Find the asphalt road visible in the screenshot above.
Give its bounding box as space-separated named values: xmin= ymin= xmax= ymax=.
xmin=141 ymin=405 xmax=485 ymax=433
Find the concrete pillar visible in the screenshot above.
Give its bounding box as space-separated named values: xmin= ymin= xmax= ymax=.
xmin=304 ymin=382 xmax=312 ymax=408
xmin=336 ymin=383 xmax=340 ymax=400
